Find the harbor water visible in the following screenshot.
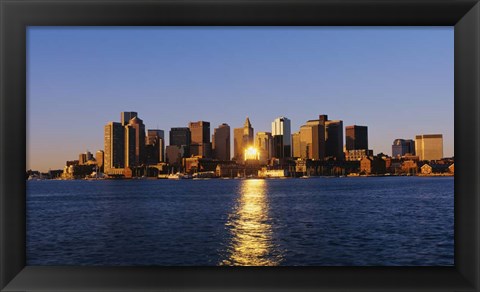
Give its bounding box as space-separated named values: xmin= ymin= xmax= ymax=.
xmin=26 ymin=176 xmax=454 ymax=266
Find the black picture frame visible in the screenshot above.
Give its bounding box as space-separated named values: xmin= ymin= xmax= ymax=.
xmin=1 ymin=0 xmax=479 ymax=291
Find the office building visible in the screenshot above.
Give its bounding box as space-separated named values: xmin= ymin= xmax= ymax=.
xmin=212 ymin=123 xmax=230 ymax=161
xmin=291 ymin=131 xmax=301 ymax=158
xmin=271 ymin=116 xmax=291 ymax=158
xmin=392 ymin=139 xmax=415 ymax=157
xmin=298 ymin=117 xmax=326 ymax=160
xmin=415 ymin=134 xmax=443 ymax=161
xmin=255 ymin=132 xmax=273 ymax=164
xmin=170 ymin=127 xmax=191 ymax=157
xmin=233 ymin=117 xmax=254 ymax=161
xmin=189 ymin=121 xmax=210 ymax=144
xmin=104 ymin=122 xmax=125 ymax=172
xmin=299 ymin=125 xmax=313 ymax=159
xmin=79 ymin=153 xmax=87 ymax=165
xmin=346 ymin=125 xmax=368 ymax=151
xmin=165 ymin=145 xmax=184 ymax=169
xmin=345 ymin=149 xmax=373 ymax=161
xmin=124 ymin=123 xmax=136 ymax=167
xmin=127 ymin=116 xmax=146 ymax=166
xmin=189 ymin=121 xmax=211 ymax=158
xmin=146 ymin=129 xmax=165 ymax=164
xmin=120 ymin=111 xmax=137 ymax=126
xmin=323 ymin=115 xmax=344 ymax=161
xmin=96 ymin=150 xmax=104 ymax=172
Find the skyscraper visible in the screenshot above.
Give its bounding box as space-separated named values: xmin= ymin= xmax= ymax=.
xmin=212 ymin=123 xmax=230 ymax=161
xmin=392 ymin=139 xmax=415 ymax=157
xmin=291 ymin=131 xmax=301 ymax=158
xmin=299 ymin=124 xmax=313 ymax=159
xmin=146 ymin=129 xmax=165 ymax=164
xmin=96 ymin=150 xmax=104 ymax=172
xmin=189 ymin=121 xmax=211 ymax=158
xmin=323 ymin=115 xmax=344 ymax=161
xmin=104 ymin=122 xmax=125 ymax=172
xmin=415 ymin=134 xmax=443 ymax=161
xmin=298 ymin=117 xmax=326 ymax=160
xmin=271 ymin=117 xmax=291 ymax=158
xmin=127 ymin=116 xmax=146 ymax=166
xmin=120 ymin=111 xmax=137 ymax=126
xmin=255 ymin=132 xmax=273 ymax=163
xmin=124 ymin=123 xmax=136 ymax=167
xmin=345 ymin=125 xmax=368 ymax=151
xmin=233 ymin=117 xmax=254 ymax=161
xmin=170 ymin=127 xmax=191 ymax=157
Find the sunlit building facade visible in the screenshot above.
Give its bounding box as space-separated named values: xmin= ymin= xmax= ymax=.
xmin=96 ymin=150 xmax=104 ymax=172
xmin=255 ymin=132 xmax=273 ymax=164
xmin=415 ymin=134 xmax=443 ymax=161
xmin=298 ymin=117 xmax=326 ymax=160
xmin=271 ymin=117 xmax=291 ymax=158
xmin=233 ymin=117 xmax=254 ymax=162
xmin=291 ymin=131 xmax=301 ymax=158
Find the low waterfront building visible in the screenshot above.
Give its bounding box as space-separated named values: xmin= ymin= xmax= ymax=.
xmin=215 ymin=161 xmax=241 ymax=177
xmin=420 ymin=163 xmax=451 ymax=175
xmin=258 ymin=168 xmax=287 ymax=178
xmin=345 ymin=149 xmax=373 ymax=161
xmin=360 ymin=157 xmax=386 ymax=175
xmin=401 ymin=160 xmax=418 ymax=175
xmin=61 ymin=163 xmax=97 ymax=179
xmin=449 ymin=163 xmax=454 ymax=174
xmin=183 ymin=157 xmax=218 ymax=174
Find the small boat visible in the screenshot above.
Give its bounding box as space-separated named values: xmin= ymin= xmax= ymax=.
xmin=167 ymin=173 xmax=190 ymax=180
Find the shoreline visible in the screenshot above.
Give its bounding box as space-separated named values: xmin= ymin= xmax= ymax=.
xmin=27 ymin=174 xmax=454 ymax=181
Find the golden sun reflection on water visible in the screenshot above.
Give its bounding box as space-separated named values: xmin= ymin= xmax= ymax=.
xmin=220 ymin=179 xmax=282 ymax=266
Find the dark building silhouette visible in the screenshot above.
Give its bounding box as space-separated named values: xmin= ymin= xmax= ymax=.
xmin=104 ymin=122 xmax=125 ymax=171
xmin=189 ymin=121 xmax=211 ymax=158
xmin=346 ymin=125 xmax=368 ymax=151
xmin=322 ymin=115 xmax=344 ymax=161
xmin=392 ymin=139 xmax=415 ymax=157
xmin=146 ymin=129 xmax=165 ymax=164
xmin=170 ymin=127 xmax=191 ymax=157
xmin=128 ymin=116 xmax=146 ymax=166
xmin=124 ymin=123 xmax=136 ymax=167
xmin=212 ymin=123 xmax=231 ymax=161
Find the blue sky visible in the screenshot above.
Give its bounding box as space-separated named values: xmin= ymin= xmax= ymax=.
xmin=27 ymin=27 xmax=454 ymax=171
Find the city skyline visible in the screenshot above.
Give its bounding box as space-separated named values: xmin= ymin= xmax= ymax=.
xmin=27 ymin=27 xmax=453 ymax=171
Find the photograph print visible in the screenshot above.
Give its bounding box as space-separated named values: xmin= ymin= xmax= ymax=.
xmin=26 ymin=26 xmax=454 ymax=266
